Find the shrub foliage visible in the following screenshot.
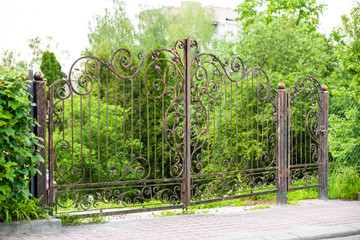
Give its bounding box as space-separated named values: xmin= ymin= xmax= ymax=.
xmin=0 ymin=67 xmax=44 ymax=204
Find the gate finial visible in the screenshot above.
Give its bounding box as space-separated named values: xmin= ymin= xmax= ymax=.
xmin=277 ymin=82 xmax=285 ymax=89
xmin=34 ymin=71 xmax=44 ymax=81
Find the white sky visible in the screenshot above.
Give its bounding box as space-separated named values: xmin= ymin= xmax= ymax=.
xmin=0 ymin=0 xmax=357 ymax=71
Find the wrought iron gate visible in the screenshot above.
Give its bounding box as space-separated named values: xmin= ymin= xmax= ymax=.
xmin=288 ymin=76 xmax=328 ymax=197
xmin=29 ymin=38 xmax=328 ymax=216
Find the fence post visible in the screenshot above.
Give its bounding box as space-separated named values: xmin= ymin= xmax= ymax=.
xmin=34 ymin=71 xmax=47 ymax=206
xmin=318 ymin=85 xmax=329 ymax=200
xmin=29 ymin=70 xmax=37 ymax=197
xmin=276 ymin=83 xmax=287 ymax=205
xmin=183 ymin=37 xmax=192 ymax=207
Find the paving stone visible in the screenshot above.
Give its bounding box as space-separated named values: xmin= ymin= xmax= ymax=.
xmin=1 ymin=200 xmax=360 ymax=240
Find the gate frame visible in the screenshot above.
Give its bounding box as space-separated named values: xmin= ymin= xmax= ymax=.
xmin=29 ymin=39 xmax=329 ymax=211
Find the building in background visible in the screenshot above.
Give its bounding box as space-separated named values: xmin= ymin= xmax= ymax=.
xmin=163 ymin=1 xmax=239 ymax=39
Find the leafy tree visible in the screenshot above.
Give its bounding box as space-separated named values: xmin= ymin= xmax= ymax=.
xmin=85 ymin=0 xmax=135 ymax=56
xmin=40 ymin=51 xmax=63 ymax=87
xmin=236 ymin=0 xmax=326 ymax=30
xmin=0 ymin=49 xmax=27 ymax=69
xmin=28 ymin=37 xmax=43 ymax=69
xmin=28 ymin=36 xmax=69 ymax=70
xmin=212 ymin=0 xmax=337 ymax=87
xmin=339 ymin=3 xmax=360 ymax=86
xmin=327 ymin=3 xmax=360 ymax=170
xmin=236 ymin=16 xmax=336 ymax=81
xmin=137 ymin=7 xmax=169 ymax=53
xmin=167 ymin=2 xmax=215 ymax=50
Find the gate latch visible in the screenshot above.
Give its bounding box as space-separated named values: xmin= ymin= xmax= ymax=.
xmin=315 ymin=126 xmax=327 ymax=135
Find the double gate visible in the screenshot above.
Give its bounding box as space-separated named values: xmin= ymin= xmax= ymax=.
xmin=30 ymin=38 xmax=328 ymax=215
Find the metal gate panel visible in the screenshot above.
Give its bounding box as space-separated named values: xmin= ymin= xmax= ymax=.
xmin=48 ymin=41 xmax=188 ymax=214
xmin=186 ymin=40 xmax=279 ymax=204
xmin=287 ymin=76 xmax=326 ymax=190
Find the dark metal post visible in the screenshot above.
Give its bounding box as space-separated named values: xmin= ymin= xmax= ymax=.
xmin=48 ymin=84 xmax=55 ymax=211
xmin=183 ymin=37 xmax=192 ymax=207
xmin=28 ymin=70 xmax=37 ymax=197
xmin=318 ymin=85 xmax=329 ymax=200
xmin=276 ymin=83 xmax=287 ymax=205
xmin=34 ymin=72 xmax=47 ymax=206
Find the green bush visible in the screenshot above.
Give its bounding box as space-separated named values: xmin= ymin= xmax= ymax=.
xmin=0 ymin=67 xmax=44 ymax=208
xmin=40 ymin=51 xmax=63 ymax=87
xmin=329 ymin=164 xmax=360 ymax=200
xmin=0 ymin=197 xmax=50 ymax=225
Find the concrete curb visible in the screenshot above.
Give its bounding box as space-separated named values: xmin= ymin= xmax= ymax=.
xmin=287 ymin=224 xmax=360 ymax=240
xmin=0 ymin=218 xmax=61 ymax=235
xmin=221 ymin=223 xmax=360 ymax=240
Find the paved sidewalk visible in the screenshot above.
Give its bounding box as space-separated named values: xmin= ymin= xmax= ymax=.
xmin=2 ymin=200 xmax=360 ymax=240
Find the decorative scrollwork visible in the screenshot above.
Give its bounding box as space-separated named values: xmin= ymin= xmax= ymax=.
xmin=290 ymin=167 xmax=319 ymax=186
xmin=192 ymin=172 xmax=276 ymax=200
xmin=56 ymin=185 xmax=182 ymax=211
xmin=54 ymin=139 xmax=85 ymax=185
xmin=108 ymin=157 xmax=151 ymax=182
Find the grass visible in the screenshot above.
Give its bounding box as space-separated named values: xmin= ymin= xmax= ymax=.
xmin=329 ymin=165 xmax=360 ymax=200
xmin=55 ymin=213 xmax=109 ymax=226
xmin=189 ymin=193 xmax=276 ymax=210
xmin=248 ymin=205 xmax=270 ymax=210
xmin=287 ymin=188 xmax=318 ymax=203
xmin=152 ymin=208 xmax=209 ymax=217
xmin=0 ymin=197 xmax=51 ymax=226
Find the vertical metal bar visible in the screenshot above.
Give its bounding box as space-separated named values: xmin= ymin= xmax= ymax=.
xmin=71 ymin=93 xmax=74 ymax=174
xmin=251 ymin=73 xmax=254 ymax=168
xmin=162 ymin=89 xmax=165 ymax=179
xmin=154 ymin=98 xmax=157 ymax=179
xmin=80 ymin=95 xmax=83 ymax=165
xmin=276 ymin=83 xmax=287 ymax=205
xmin=224 ymin=74 xmax=227 ymax=150
xmin=295 ymin=93 xmax=298 ymax=165
xmin=304 ymin=95 xmax=307 ymax=165
xmin=106 ymin=68 xmax=109 ymax=180
xmin=300 ymin=92 xmax=303 ymax=164
xmin=115 ymin=76 xmax=118 ymax=167
xmin=28 ymin=70 xmax=37 ymax=197
xmin=207 ymin=95 xmax=210 ymax=174
xmin=98 ymin=68 xmax=101 ymax=182
xmin=241 ymin=77 xmax=244 ymax=165
xmin=213 ymin=99 xmax=216 ymax=173
xmin=257 ymin=95 xmax=259 ymax=168
xmin=122 ymin=76 xmax=125 ymax=172
xmin=131 ymin=76 xmax=134 ymax=171
xmin=246 ymin=75 xmax=249 ymax=167
xmin=139 ymin=73 xmax=142 ymax=157
xmin=230 ymin=82 xmax=233 ymax=153
xmin=183 ymin=37 xmax=191 ymax=207
xmin=318 ymin=87 xmax=329 ymax=200
xmin=88 ymin=93 xmax=92 ymax=183
xmin=35 ymin=80 xmax=47 ymax=206
xmin=236 ymin=82 xmax=238 ymax=162
xmin=288 ymin=92 xmax=291 ymax=188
